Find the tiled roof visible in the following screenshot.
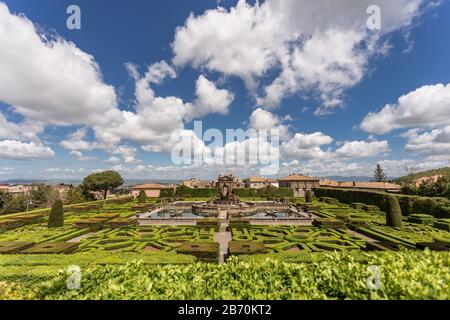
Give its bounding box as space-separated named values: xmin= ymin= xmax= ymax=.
xmin=279 ymin=174 xmax=319 ymax=182
xmin=246 ymin=176 xmax=277 ymax=183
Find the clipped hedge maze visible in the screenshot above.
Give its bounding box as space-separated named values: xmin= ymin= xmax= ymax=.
xmin=78 ymin=226 xmax=216 ymax=253
xmin=175 ymin=242 xmax=219 ymax=262
xmin=230 ymin=225 xmax=367 ymax=253
xmin=0 ymin=242 xmax=35 ymax=254
xmin=21 ymin=242 xmax=79 ymax=254
xmin=355 ymin=224 xmax=450 ymax=249
xmin=228 ymin=241 xmax=268 ymax=255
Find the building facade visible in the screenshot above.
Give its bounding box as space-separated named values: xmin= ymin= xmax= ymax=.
xmin=278 ymin=174 xmax=320 ymax=197
xmin=244 ymin=176 xmax=279 ymax=189
xmin=131 ymin=183 xmax=163 ymax=198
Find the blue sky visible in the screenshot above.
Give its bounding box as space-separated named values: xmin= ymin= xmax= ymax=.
xmin=0 ymin=0 xmax=449 ymax=180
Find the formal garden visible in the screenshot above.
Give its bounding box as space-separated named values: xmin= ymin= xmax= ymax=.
xmin=0 ymin=187 xmax=449 ymax=300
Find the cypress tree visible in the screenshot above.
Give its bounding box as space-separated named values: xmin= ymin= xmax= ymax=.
xmin=48 ymin=199 xmax=64 ymax=228
xmin=138 ymin=190 xmax=147 ymax=204
xmin=386 ymin=195 xmax=402 ymax=227
xmin=305 ymin=190 xmax=313 ymax=203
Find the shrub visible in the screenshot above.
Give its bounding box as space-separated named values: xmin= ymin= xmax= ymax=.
xmin=305 ymin=190 xmax=313 ymax=203
xmin=21 ymin=242 xmax=79 ymax=254
xmin=196 ymin=220 xmax=220 ymax=231
xmin=386 ymin=195 xmax=402 ymax=227
xmin=434 ymin=219 xmax=450 ymax=231
xmin=312 ymin=218 xmax=346 ymax=229
xmin=0 ymin=242 xmax=35 ymax=254
xmin=316 ymin=188 xmax=450 ymax=218
xmin=175 ymin=242 xmax=219 ymax=262
xmin=408 ymin=214 xmax=435 ymax=225
xmin=104 ymin=219 xmax=138 ymax=228
xmin=35 ymin=251 xmax=450 ymax=300
xmin=138 ymin=190 xmax=147 ymax=204
xmin=48 ymin=200 xmax=64 ymax=228
xmin=228 ymin=241 xmax=268 ymax=255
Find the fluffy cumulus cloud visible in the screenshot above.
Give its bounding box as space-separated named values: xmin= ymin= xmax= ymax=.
xmin=361 ymin=83 xmax=450 ymax=161
xmin=84 ymin=63 xmax=233 ymax=154
xmin=173 ymin=0 xmax=431 ymax=113
xmin=361 ymin=83 xmax=450 ymax=134
xmin=281 ymin=132 xmax=333 ymax=160
xmin=249 ymin=108 xmax=289 ymax=139
xmin=334 ymin=140 xmax=390 ymax=158
xmin=402 ymin=127 xmax=450 ymax=156
xmin=0 ymin=3 xmax=117 ymax=126
xmin=186 ymin=75 xmax=235 ymax=121
xmin=0 ymin=140 xmax=54 ymax=160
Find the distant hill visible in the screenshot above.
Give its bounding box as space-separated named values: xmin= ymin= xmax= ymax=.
xmin=395 ymin=167 xmax=450 ymax=184
xmin=0 ymin=179 xmax=182 ymax=186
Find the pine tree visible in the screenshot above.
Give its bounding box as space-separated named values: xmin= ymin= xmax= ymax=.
xmin=373 ymin=164 xmax=387 ymax=182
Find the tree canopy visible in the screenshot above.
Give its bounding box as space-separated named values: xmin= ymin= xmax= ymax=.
xmin=82 ymin=171 xmax=124 ymax=199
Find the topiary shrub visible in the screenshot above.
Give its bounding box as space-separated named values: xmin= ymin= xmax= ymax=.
xmin=305 ymin=190 xmax=313 ymax=203
xmin=48 ymin=199 xmax=64 ymax=228
xmin=386 ymin=195 xmax=402 ymax=227
xmin=138 ymin=190 xmax=147 ymax=204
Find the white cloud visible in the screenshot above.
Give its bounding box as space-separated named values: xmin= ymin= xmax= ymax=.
xmin=281 ymin=132 xmax=333 ymax=160
xmin=105 ymin=156 xmax=121 ymax=164
xmin=0 ymin=3 xmax=117 ymax=126
xmin=185 ymin=75 xmax=234 ymax=121
xmin=360 ymin=83 xmax=450 ymax=161
xmin=249 ymin=108 xmax=289 ymax=139
xmin=0 ymin=140 xmax=54 ymax=160
xmin=0 ymin=112 xmax=44 ymax=141
xmin=402 ymin=126 xmax=450 ymax=156
xmin=361 ymin=83 xmax=450 ymax=134
xmin=60 ymin=128 xmax=98 ymax=151
xmin=69 ymin=151 xmax=97 ymax=162
xmin=335 ymin=140 xmax=390 ymax=158
xmin=172 ymin=0 xmax=431 ymax=113
xmin=143 ymin=60 xmax=177 ymax=84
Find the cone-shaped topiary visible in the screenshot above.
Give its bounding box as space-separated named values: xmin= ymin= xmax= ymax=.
xmin=305 ymin=190 xmax=313 ymax=203
xmin=386 ymin=195 xmax=402 ymax=227
xmin=138 ymin=190 xmax=147 ymax=204
xmin=48 ymin=199 xmax=64 ymax=228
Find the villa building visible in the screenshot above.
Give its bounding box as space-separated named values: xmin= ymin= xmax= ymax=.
xmin=244 ymin=176 xmax=279 ymax=189
xmin=182 ymin=178 xmax=215 ymax=189
xmin=131 ymin=183 xmax=163 ymax=198
xmin=278 ymin=174 xmax=320 ymax=197
xmin=215 ymin=174 xmax=245 ymax=189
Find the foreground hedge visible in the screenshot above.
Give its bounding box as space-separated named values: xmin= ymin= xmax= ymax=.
xmin=35 ymin=250 xmax=450 ymax=300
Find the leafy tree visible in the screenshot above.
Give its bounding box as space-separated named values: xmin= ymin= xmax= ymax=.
xmin=65 ymin=186 xmax=87 ymax=205
xmin=1 ymin=194 xmax=26 ymax=215
xmin=373 ymin=164 xmax=387 ymax=182
xmin=48 ymin=199 xmax=64 ymax=228
xmin=138 ymin=190 xmax=147 ymax=203
xmin=0 ymin=190 xmax=12 ymax=212
xmin=29 ymin=184 xmax=60 ymax=209
xmin=82 ymin=171 xmax=124 ymax=199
